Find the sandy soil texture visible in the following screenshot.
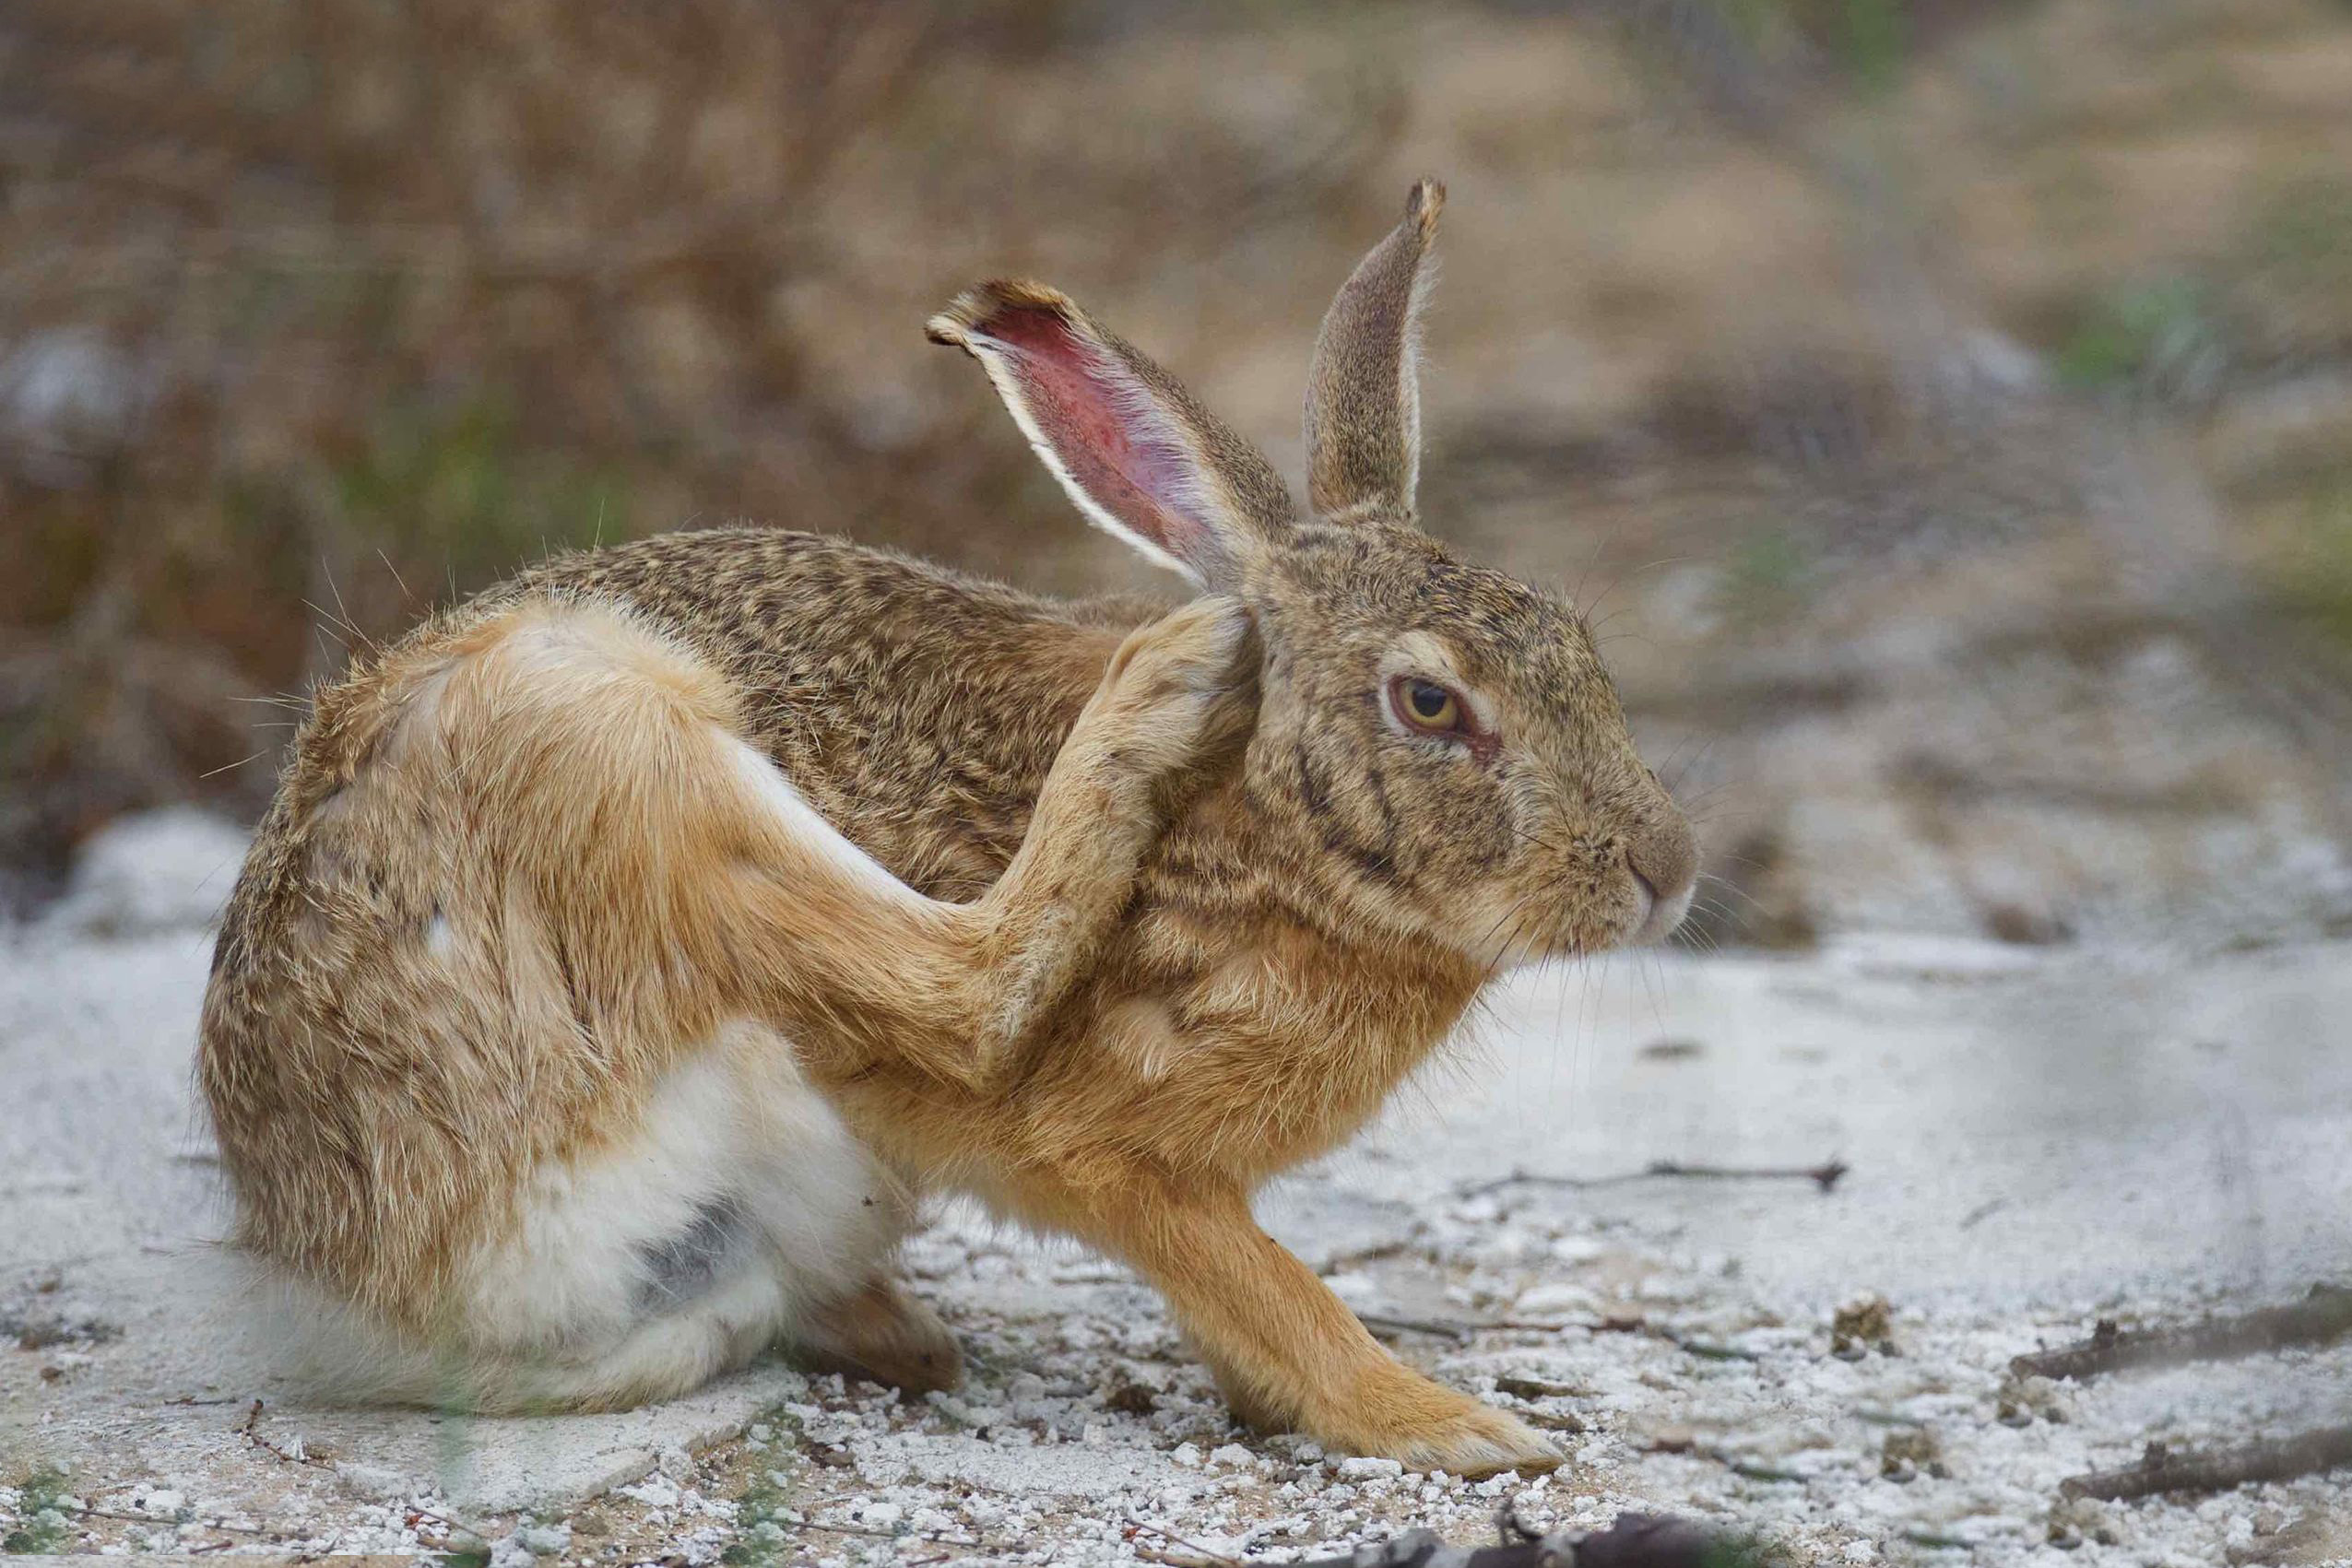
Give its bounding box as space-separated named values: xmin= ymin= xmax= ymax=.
xmin=5 ymin=815 xmax=2348 ymax=1565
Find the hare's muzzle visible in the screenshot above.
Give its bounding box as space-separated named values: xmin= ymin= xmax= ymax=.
xmin=1625 ymin=816 xmax=1698 ymax=944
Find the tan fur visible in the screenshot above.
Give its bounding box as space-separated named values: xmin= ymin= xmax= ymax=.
xmin=198 ymin=181 xmax=1696 ymax=1474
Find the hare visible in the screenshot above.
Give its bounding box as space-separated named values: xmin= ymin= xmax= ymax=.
xmin=197 ymin=180 xmax=1695 ymax=1477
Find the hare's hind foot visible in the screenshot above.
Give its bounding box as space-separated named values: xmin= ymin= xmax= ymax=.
xmin=796 ymin=1276 xmax=963 ymax=1394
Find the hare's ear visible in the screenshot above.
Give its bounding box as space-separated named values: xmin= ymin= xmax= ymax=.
xmin=928 ymin=280 xmax=1293 ymax=591
xmin=1304 ymin=178 xmax=1445 ymax=524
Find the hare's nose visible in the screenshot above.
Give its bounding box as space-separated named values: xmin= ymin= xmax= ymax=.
xmin=1626 ymin=817 xmax=1698 ymax=936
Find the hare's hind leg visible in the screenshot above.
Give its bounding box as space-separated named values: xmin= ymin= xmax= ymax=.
xmin=395 ymin=594 xmax=1238 ymax=1408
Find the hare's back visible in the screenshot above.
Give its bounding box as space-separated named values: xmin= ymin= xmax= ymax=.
xmin=511 ymin=527 xmax=1148 ymax=898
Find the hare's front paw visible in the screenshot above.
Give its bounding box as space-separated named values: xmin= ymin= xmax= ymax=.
xmin=1318 ymin=1383 xmax=1563 ymax=1480
xmin=1097 ymin=595 xmax=1259 ymax=772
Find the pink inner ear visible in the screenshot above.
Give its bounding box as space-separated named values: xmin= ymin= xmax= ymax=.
xmin=981 ymin=306 xmax=1219 ymax=573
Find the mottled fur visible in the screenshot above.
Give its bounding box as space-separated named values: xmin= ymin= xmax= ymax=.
xmin=198 ymin=182 xmax=1695 ymax=1474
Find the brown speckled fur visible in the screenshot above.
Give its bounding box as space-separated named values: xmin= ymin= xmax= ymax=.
xmin=198 ymin=181 xmax=1695 ymax=1471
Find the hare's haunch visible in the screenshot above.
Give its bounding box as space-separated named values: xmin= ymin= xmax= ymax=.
xmin=199 ymin=181 xmax=1695 ymax=1476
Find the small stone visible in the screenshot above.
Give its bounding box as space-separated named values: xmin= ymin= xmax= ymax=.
xmin=1832 ymin=1294 xmax=1894 ymax=1358
xmin=1881 ymin=1428 xmax=1941 ymax=1482
xmin=1338 ymin=1456 xmax=1405 ymax=1480
xmin=516 ymin=1524 xmax=571 ymax=1554
xmin=1170 ymin=1442 xmax=1203 ymax=1468
xmin=332 ymin=1463 xmax=408 ymax=1503
xmin=1209 ymin=1444 xmax=1255 ymax=1469
xmin=747 ymin=1423 xmax=773 ymax=1444
xmin=1104 ymin=1375 xmax=1159 ymax=1415
xmin=1515 ymin=1282 xmax=1601 ymax=1317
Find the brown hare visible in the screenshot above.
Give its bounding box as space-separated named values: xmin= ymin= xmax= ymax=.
xmin=198 ymin=180 xmax=1696 ymax=1477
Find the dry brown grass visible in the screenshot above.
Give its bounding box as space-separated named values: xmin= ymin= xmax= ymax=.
xmin=5 ymin=0 xmax=2351 ymax=914
xmin=0 ymin=1 xmax=1397 ymax=883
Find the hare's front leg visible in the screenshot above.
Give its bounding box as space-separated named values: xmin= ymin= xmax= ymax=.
xmin=1069 ymin=1173 xmax=1562 ymax=1479
xmin=961 ymin=595 xmax=1258 ymax=1075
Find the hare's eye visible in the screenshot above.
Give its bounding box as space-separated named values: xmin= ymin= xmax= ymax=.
xmin=1390 ymin=675 xmax=1465 ymax=735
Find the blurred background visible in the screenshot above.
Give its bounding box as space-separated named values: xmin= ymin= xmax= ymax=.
xmin=7 ymin=0 xmax=2352 ymax=951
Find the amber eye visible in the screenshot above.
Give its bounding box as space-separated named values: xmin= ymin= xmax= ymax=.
xmin=1393 ymin=676 xmax=1463 ymax=734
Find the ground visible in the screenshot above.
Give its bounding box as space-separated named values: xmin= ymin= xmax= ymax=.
xmin=4 ymin=814 xmax=2347 ymax=1565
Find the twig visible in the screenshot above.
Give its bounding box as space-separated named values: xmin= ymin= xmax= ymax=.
xmin=1126 ymin=1516 xmax=1241 ymax=1567
xmin=2060 ymin=1426 xmax=2352 ymax=1502
xmin=1367 ymin=1312 xmax=1757 ymax=1362
xmin=1356 ymin=1313 xmax=1477 ymax=1343
xmin=2012 ymin=1285 xmax=2352 ymax=1381
xmin=1667 ymin=1334 xmax=1759 ymax=1362
xmin=1495 ymin=1374 xmax=1584 ymax=1399
xmin=238 ymin=1397 xmax=501 ymax=1545
xmin=1459 ymin=1159 xmax=1848 ymax=1201
xmin=66 ymin=1504 xmax=268 ymax=1536
xmin=1718 ymin=1455 xmax=1808 ymax=1484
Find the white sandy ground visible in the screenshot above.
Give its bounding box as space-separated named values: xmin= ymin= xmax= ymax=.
xmin=3 ymin=813 xmax=2349 ymax=1565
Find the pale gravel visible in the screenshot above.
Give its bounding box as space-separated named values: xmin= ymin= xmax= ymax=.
xmin=3 ymin=812 xmax=2348 ymax=1565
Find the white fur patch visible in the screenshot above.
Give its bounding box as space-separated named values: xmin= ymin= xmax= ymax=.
xmin=720 ymin=736 xmax=928 ymax=912
xmin=449 ymin=1025 xmax=903 ymax=1406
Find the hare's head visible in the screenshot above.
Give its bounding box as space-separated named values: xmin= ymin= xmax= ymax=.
xmin=930 ymin=181 xmax=1695 ymax=967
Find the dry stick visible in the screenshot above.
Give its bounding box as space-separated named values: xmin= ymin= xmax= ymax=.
xmin=1362 ymin=1310 xmax=1757 ymax=1363
xmin=2061 ymin=1426 xmax=2352 ymax=1502
xmin=1459 ymin=1158 xmax=1849 ymax=1201
xmin=791 ymin=1517 xmax=990 ymax=1550
xmin=66 ymin=1504 xmax=268 ymax=1536
xmin=235 ymin=1399 xmax=484 ymax=1548
xmin=2012 ymin=1284 xmax=2352 ymax=1381
xmin=1356 ymin=1313 xmax=1478 ymax=1343
xmin=1126 ymin=1517 xmax=1242 ymax=1568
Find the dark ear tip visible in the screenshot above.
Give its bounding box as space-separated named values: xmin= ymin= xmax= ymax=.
xmin=925 ymin=278 xmax=1079 ymax=349
xmin=1406 ymin=177 xmax=1447 ymax=238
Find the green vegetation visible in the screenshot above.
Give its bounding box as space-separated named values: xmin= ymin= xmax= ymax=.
xmin=2054 ymin=277 xmax=2226 ymax=401
xmin=720 ymin=1468 xmax=798 ymax=1568
xmin=2 ymin=1467 xmax=72 ymax=1555
xmin=2269 ymin=485 xmax=2352 ymax=651
xmin=1713 ymin=528 xmax=1816 ymax=627
xmin=2240 ymin=172 xmax=2352 ymax=336
xmin=1715 ymin=0 xmax=1909 ymax=91
xmin=329 ymin=397 xmax=634 ymax=586
xmin=721 ymin=1404 xmax=810 ymax=1568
